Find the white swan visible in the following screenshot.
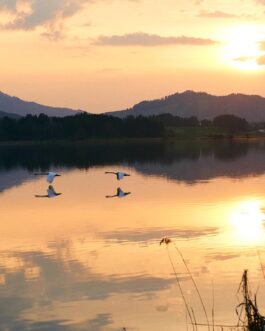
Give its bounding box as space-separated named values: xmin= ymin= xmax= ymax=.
xmin=35 ymin=171 xmax=61 ymax=183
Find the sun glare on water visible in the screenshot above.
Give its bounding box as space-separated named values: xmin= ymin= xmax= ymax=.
xmin=222 ymin=26 xmax=264 ymax=71
xmin=230 ymin=200 xmax=265 ymax=245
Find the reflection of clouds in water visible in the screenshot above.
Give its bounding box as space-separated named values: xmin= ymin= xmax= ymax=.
xmin=2 ymin=249 xmax=175 ymax=300
xmin=100 ymin=227 xmax=219 ymax=244
xmin=0 ymin=313 xmax=112 ymax=331
xmin=156 ymin=304 xmax=169 ymax=312
xmin=0 ymin=169 xmax=33 ymax=193
xmin=0 ymin=248 xmax=175 ymax=330
xmin=205 ymin=252 xmax=240 ymax=263
xmin=29 ymin=314 xmax=113 ymax=331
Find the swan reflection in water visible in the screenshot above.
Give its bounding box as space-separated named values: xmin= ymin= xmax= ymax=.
xmin=105 ymin=171 xmax=130 ymax=180
xmin=35 ymin=185 xmax=62 ymax=198
xmin=106 ymin=187 xmax=131 ymax=198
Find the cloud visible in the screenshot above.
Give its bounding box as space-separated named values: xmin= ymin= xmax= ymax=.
xmin=257 ymin=55 xmax=265 ymax=65
xmin=0 ymin=0 xmax=90 ymax=30
xmin=41 ymin=26 xmax=65 ymax=41
xmin=94 ymin=32 xmax=218 ymax=46
xmin=197 ymin=10 xmax=243 ymax=18
xmin=0 ymin=0 xmax=92 ymax=39
xmin=233 ymin=54 xmax=265 ymax=66
xmin=0 ymin=0 xmax=18 ymax=12
xmin=233 ymin=56 xmax=255 ymax=62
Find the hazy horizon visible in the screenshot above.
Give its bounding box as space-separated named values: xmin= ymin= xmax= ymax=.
xmin=0 ymin=0 xmax=265 ymax=113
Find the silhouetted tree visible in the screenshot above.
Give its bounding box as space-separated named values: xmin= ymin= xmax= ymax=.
xmin=213 ymin=114 xmax=248 ymax=133
xmin=0 ymin=113 xmax=165 ymax=141
xmin=0 ymin=112 xmax=250 ymax=142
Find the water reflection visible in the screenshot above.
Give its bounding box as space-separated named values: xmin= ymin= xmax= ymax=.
xmin=106 ymin=188 xmax=131 ymax=198
xmin=0 ymin=244 xmax=175 ymax=330
xmin=230 ymin=200 xmax=265 ymax=245
xmin=0 ymin=169 xmax=33 ymax=193
xmin=1 ymin=141 xmax=265 ymax=193
xmin=100 ymin=226 xmax=219 ymax=244
xmin=35 ymin=185 xmax=62 ymax=198
xmin=0 ymin=141 xmax=265 ymax=330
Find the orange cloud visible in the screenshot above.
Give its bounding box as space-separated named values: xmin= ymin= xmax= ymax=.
xmin=233 ymin=55 xmax=265 ymax=66
xmin=94 ymin=32 xmax=218 ymax=46
xmin=197 ymin=10 xmax=241 ymax=18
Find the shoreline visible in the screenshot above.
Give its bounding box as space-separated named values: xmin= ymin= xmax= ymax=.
xmin=0 ymin=135 xmax=265 ymax=146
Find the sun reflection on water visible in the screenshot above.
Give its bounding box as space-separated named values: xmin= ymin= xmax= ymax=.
xmin=230 ymin=200 xmax=265 ymax=245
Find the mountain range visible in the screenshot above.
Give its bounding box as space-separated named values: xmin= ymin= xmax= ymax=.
xmin=2 ymin=90 xmax=265 ymax=122
xmin=0 ymin=91 xmax=80 ymax=117
xmin=108 ymin=90 xmax=265 ymax=122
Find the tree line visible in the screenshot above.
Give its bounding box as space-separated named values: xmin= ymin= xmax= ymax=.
xmin=0 ymin=112 xmax=249 ymax=141
xmin=152 ymin=113 xmax=249 ymax=132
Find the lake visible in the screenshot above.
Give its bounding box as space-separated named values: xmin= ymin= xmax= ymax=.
xmin=0 ymin=140 xmax=265 ymax=331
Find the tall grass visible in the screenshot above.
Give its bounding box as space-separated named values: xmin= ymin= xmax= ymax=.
xmin=236 ymin=270 xmax=265 ymax=331
xmin=161 ymin=237 xmax=265 ymax=331
xmin=165 ymin=243 xmax=197 ymax=331
xmin=173 ymin=242 xmax=211 ymax=331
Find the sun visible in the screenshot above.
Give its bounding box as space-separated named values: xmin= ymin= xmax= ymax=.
xmin=222 ymin=26 xmax=263 ymax=71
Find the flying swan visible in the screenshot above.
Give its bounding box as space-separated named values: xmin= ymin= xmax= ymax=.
xmin=35 ymin=171 xmax=61 ymax=183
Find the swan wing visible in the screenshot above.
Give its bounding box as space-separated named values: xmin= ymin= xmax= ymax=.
xmin=117 ymin=172 xmax=124 ymax=180
xmin=47 ymin=172 xmax=56 ymax=183
xmin=47 ymin=185 xmax=56 ymax=197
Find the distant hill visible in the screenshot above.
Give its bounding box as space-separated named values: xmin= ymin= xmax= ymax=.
xmin=0 ymin=91 xmax=81 ymax=117
xmin=107 ymin=91 xmax=265 ymax=122
xmin=0 ymin=109 xmax=21 ymax=119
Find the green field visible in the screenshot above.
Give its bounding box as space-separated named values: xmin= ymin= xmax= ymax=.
xmin=166 ymin=126 xmax=233 ymax=139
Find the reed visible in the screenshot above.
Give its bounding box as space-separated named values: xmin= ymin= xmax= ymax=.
xmin=256 ymin=250 xmax=265 ymax=282
xmin=173 ymin=241 xmax=211 ymax=331
xmin=161 ymin=237 xmax=265 ymax=331
xmin=166 ymin=244 xmax=197 ymax=331
xmin=236 ymin=270 xmax=265 ymax=331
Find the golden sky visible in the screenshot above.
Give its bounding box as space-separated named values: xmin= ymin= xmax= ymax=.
xmin=0 ymin=0 xmax=265 ymax=113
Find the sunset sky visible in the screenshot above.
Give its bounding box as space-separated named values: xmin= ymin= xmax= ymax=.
xmin=0 ymin=0 xmax=265 ymax=113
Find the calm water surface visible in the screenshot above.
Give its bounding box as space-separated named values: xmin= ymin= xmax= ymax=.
xmin=0 ymin=141 xmax=265 ymax=330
